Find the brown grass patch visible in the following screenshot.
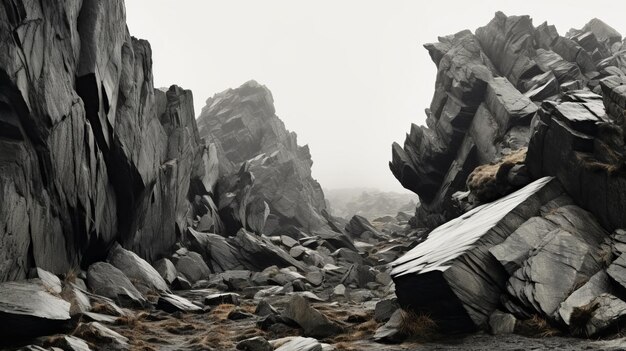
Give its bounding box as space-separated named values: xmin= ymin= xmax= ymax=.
xmin=519 ymin=314 xmax=561 ymax=337
xmin=185 ymin=329 xmax=232 ymax=350
xmin=467 ymin=148 xmax=527 ymax=202
xmin=211 ymin=303 xmax=236 ymax=320
xmin=128 ymin=340 xmax=158 ymax=351
xmin=332 ymin=319 xmax=379 ymax=344
xmin=569 ymin=301 xmax=600 ymax=337
xmin=63 ymin=267 xmax=78 ymax=284
xmin=399 ymin=310 xmax=438 ymax=340
xmin=116 ymin=312 xmax=148 ymax=329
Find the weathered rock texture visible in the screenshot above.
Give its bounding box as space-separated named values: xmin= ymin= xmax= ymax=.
xmin=390 ymin=12 xmax=626 ymax=228
xmin=197 ymin=81 xmax=329 ymax=234
xmin=391 ymin=12 xmax=626 ymax=337
xmin=391 ymin=177 xmax=563 ymax=331
xmin=0 ymin=0 xmax=217 ymax=282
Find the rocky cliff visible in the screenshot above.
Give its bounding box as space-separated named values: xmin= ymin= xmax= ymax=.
xmin=390 ymin=12 xmax=626 ymax=228
xmin=389 ymin=12 xmax=626 ymax=338
xmin=0 ymin=0 xmax=216 ymax=282
xmin=196 ymin=81 xmax=330 ymax=234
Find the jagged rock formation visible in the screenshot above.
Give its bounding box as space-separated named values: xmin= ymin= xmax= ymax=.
xmin=0 ymin=0 xmax=218 ymax=282
xmin=390 ymin=11 xmax=626 ymax=228
xmin=196 ymin=81 xmax=329 ymax=234
xmin=391 ymin=12 xmax=626 ymax=338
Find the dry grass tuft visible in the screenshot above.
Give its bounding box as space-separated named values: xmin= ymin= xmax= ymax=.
xmin=116 ymin=312 xmax=148 ymax=329
xmin=467 ymin=148 xmax=527 ymax=202
xmin=522 ymin=314 xmax=561 ymax=337
xmin=211 ymin=303 xmax=236 ymax=320
xmin=128 ymin=340 xmax=158 ymax=351
xmin=399 ymin=310 xmax=438 ymax=340
xmin=332 ymin=319 xmax=379 ymax=344
xmin=186 ymin=329 xmax=231 ymax=350
xmin=63 ymin=267 xmax=78 ymax=284
xmin=569 ymin=301 xmax=600 ymax=337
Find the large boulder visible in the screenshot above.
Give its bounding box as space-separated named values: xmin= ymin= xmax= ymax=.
xmin=391 ymin=177 xmax=563 ymax=332
xmin=229 ymin=229 xmax=307 ymax=272
xmin=107 ymin=244 xmax=168 ymax=293
xmin=86 ymin=262 xmax=147 ymax=307
xmin=495 ymin=205 xmax=609 ymax=319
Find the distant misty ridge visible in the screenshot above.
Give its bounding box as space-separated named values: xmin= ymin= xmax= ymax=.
xmin=324 ymin=187 xmax=418 ymax=220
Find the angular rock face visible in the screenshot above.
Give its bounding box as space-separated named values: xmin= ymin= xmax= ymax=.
xmin=391 ymin=13 xmax=626 ymax=336
xmin=391 ymin=177 xmax=564 ymax=331
xmin=0 ymin=0 xmax=218 ymax=281
xmin=0 ymin=280 xmax=71 ymax=339
xmin=527 ymin=84 xmax=626 ymax=232
xmin=197 ymin=80 xmax=329 ymax=234
xmin=390 ymin=12 xmax=626 ymax=228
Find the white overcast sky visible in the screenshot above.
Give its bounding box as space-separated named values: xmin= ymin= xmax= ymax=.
xmin=125 ymin=0 xmax=626 ymax=193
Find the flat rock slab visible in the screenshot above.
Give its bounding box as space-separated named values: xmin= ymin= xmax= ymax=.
xmin=391 ymin=177 xmax=562 ymax=332
xmin=607 ymin=253 xmax=626 ymax=290
xmin=0 ymin=280 xmax=71 ymax=339
xmin=157 ymin=293 xmax=203 ymax=313
xmin=271 ymin=336 xmax=323 ymax=351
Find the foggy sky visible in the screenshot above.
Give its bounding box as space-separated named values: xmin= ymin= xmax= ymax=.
xmin=125 ymin=0 xmax=626 ymax=193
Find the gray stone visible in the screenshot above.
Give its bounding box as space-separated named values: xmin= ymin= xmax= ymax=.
xmin=87 ymin=262 xmax=147 ymax=307
xmin=229 ymin=229 xmax=307 ymax=271
xmin=45 ymin=336 xmax=91 ymax=351
xmin=157 ymin=293 xmax=202 ymax=313
xmin=228 ymin=307 xmax=255 ymax=320
xmin=391 ymin=177 xmax=563 ymax=332
xmin=373 ymin=309 xmax=405 ymax=343
xmin=271 ymin=337 xmax=323 ymax=351
xmin=607 ymin=253 xmax=626 ymax=290
xmin=0 ymin=280 xmax=71 ymax=339
xmin=236 ymin=336 xmax=273 ymax=351
xmin=375 ymin=298 xmax=399 ymax=323
xmin=559 ymin=270 xmax=613 ymax=326
xmin=174 ymin=252 xmax=211 ymax=284
xmin=488 ymin=310 xmax=517 ymax=335
xmin=61 ymin=284 xmax=91 ymax=317
xmin=282 ymin=295 xmax=343 ymax=338
xmin=107 ymin=244 xmax=168 ymax=293
xmin=154 ymin=258 xmax=177 ymax=285
xmin=204 ymin=293 xmax=241 ymax=306
xmin=582 ymin=294 xmax=626 ymax=337
xmin=305 ymin=270 xmax=324 ymax=286
xmin=255 ymin=300 xmax=279 ymax=316
xmin=29 ymin=268 xmax=62 ymax=294
xmin=504 ymin=206 xmax=609 ymax=319
xmin=74 ymin=322 xmax=129 ymax=349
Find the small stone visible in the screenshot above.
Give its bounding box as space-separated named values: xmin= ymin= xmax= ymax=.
xmin=255 ymin=300 xmax=279 ymax=317
xmin=488 ymin=310 xmax=517 ymax=335
xmin=228 ymin=308 xmax=254 ymax=320
xmin=204 ymin=293 xmax=241 ymax=306
xmin=236 ymin=336 xmax=273 ymax=351
xmin=374 ymin=298 xmax=399 ymax=323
